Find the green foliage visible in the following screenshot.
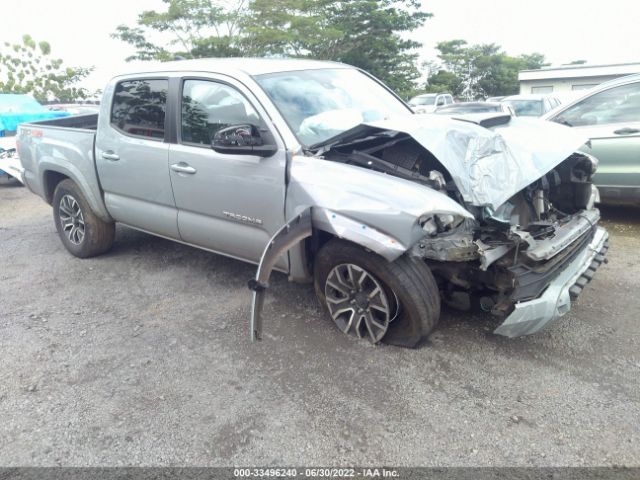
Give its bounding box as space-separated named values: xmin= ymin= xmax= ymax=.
xmin=0 ymin=35 xmax=92 ymax=102
xmin=427 ymin=40 xmax=547 ymax=100
xmin=243 ymin=0 xmax=431 ymax=96
xmin=112 ymin=0 xmax=431 ymax=98
xmin=112 ymin=0 xmax=248 ymax=61
xmin=424 ymin=70 xmax=463 ymax=96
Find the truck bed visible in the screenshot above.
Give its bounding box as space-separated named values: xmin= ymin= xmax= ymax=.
xmin=17 ymin=114 xmax=107 ymax=218
xmin=27 ymin=113 xmax=98 ymax=130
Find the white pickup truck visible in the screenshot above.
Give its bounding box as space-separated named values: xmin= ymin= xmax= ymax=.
xmin=16 ymin=58 xmax=608 ymax=347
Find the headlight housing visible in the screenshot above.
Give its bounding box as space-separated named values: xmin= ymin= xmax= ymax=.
xmin=580 ymin=151 xmax=599 ymax=174
xmin=420 ymin=214 xmax=465 ymax=235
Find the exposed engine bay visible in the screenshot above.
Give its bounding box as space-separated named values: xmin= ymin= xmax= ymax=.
xmin=315 ymin=126 xmax=602 ymax=321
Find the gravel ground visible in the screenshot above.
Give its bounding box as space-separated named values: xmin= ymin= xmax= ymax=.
xmin=0 ymin=179 xmax=638 ymax=467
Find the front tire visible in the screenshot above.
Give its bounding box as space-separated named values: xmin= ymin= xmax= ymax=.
xmin=314 ymin=239 xmax=440 ymax=348
xmin=52 ymin=179 xmax=115 ymax=258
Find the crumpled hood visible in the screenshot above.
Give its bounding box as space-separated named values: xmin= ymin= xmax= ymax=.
xmin=364 ymin=114 xmax=588 ymax=210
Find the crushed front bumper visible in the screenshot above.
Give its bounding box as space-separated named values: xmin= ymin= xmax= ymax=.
xmin=494 ymin=226 xmax=609 ymax=337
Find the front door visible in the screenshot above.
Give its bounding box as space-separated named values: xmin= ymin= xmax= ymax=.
xmin=168 ymin=77 xmax=287 ymax=267
xmin=95 ymin=77 xmax=179 ymax=238
xmin=553 ymin=80 xmax=640 ymax=200
xmin=580 ymin=123 xmax=640 ymax=196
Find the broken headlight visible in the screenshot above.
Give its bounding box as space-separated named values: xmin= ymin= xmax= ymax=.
xmin=420 ymin=214 xmax=465 ymax=235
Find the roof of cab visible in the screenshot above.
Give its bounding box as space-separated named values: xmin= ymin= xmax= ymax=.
xmin=111 ymin=57 xmax=350 ymax=79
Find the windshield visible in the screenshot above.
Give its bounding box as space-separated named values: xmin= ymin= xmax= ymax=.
xmin=255 ymin=68 xmax=411 ymax=146
xmin=504 ymin=100 xmax=543 ymax=117
xmin=409 ymin=96 xmax=436 ymax=106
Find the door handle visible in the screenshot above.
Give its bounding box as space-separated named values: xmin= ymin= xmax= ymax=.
xmin=170 ymin=162 xmax=197 ymax=174
xmin=101 ymin=151 xmax=120 ymax=161
xmin=613 ymin=127 xmax=639 ymax=135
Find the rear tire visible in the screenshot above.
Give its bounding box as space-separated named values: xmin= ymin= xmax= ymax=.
xmin=314 ymin=239 xmax=441 ymax=348
xmin=52 ymin=179 xmax=115 ymax=258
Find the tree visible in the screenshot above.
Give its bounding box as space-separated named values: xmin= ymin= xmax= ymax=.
xmin=424 ymin=70 xmax=462 ymax=96
xmin=0 ymin=35 xmax=92 ymax=102
xmin=112 ymin=0 xmax=432 ymax=98
xmin=425 ymin=40 xmax=547 ymax=100
xmin=112 ymin=0 xmax=248 ymax=61
xmin=244 ymin=0 xmax=431 ymax=97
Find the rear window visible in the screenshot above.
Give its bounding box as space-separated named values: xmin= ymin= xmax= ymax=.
xmin=110 ymin=79 xmax=168 ymax=140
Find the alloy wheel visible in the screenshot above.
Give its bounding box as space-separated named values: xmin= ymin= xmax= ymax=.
xmin=59 ymin=194 xmax=85 ymax=245
xmin=324 ymin=263 xmax=392 ymax=343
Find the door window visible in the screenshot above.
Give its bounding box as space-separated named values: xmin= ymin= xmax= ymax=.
xmin=553 ymin=82 xmax=640 ymax=127
xmin=436 ymin=96 xmax=445 ymax=106
xmin=181 ymin=80 xmax=262 ymax=146
xmin=110 ymin=79 xmax=168 ymax=140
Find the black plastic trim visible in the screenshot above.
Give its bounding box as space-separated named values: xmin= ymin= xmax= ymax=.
xmin=509 ymin=228 xmax=596 ymax=302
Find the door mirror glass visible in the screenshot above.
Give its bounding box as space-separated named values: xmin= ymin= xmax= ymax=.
xmin=211 ymin=124 xmax=277 ymax=157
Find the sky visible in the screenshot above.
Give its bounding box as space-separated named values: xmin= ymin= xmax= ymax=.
xmin=1 ymin=0 xmax=639 ymax=92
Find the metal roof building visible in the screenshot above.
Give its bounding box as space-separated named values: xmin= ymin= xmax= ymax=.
xmin=518 ymin=62 xmax=640 ymax=95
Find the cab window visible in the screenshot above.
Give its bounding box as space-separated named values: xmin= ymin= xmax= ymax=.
xmin=181 ymin=79 xmax=262 ymax=146
xmin=111 ymin=79 xmax=168 ymax=140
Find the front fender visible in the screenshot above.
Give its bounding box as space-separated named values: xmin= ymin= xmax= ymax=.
xmin=248 ymin=207 xmax=407 ymax=342
xmin=249 ymin=156 xmax=474 ymax=342
xmin=287 ymin=155 xmax=473 ymax=249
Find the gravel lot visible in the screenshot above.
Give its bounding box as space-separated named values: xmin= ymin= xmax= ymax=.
xmin=0 ymin=178 xmax=638 ymax=467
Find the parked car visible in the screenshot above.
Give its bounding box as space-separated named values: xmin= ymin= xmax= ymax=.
xmin=543 ymin=73 xmax=640 ymax=205
xmin=435 ymin=101 xmax=515 ymax=116
xmin=47 ymin=104 xmax=101 ymax=116
xmin=408 ymin=93 xmax=454 ymax=113
xmin=502 ymin=94 xmax=562 ymax=117
xmin=17 ymin=58 xmax=607 ymax=347
xmin=0 ymin=136 xmax=22 ymax=182
xmin=0 ymin=94 xmax=69 ymax=137
xmin=0 ymin=94 xmax=67 ymax=182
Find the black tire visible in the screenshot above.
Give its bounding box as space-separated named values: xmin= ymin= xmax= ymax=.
xmin=314 ymin=239 xmax=440 ymax=348
xmin=52 ymin=179 xmax=115 ymax=258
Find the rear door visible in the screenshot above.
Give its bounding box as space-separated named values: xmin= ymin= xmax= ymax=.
xmin=168 ymin=76 xmax=287 ymax=267
xmin=551 ymin=80 xmax=640 ymax=199
xmin=95 ymin=77 xmax=179 ymax=238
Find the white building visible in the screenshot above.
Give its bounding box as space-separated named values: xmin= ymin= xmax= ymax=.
xmin=519 ymin=62 xmax=640 ymax=94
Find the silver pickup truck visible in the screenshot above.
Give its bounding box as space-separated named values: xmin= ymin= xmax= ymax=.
xmin=17 ymin=58 xmax=608 ymax=347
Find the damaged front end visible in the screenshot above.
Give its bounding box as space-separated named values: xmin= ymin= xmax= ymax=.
xmin=250 ymin=114 xmax=609 ymax=340
xmin=311 ymin=116 xmax=609 ymax=337
xmin=411 ymin=176 xmax=608 ymax=337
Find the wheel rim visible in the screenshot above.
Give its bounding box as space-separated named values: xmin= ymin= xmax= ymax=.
xmin=324 ymin=263 xmax=391 ymax=343
xmin=59 ymin=194 xmax=85 ymax=245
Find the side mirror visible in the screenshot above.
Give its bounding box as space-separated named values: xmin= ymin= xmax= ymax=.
xmin=211 ymin=124 xmax=277 ymax=157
